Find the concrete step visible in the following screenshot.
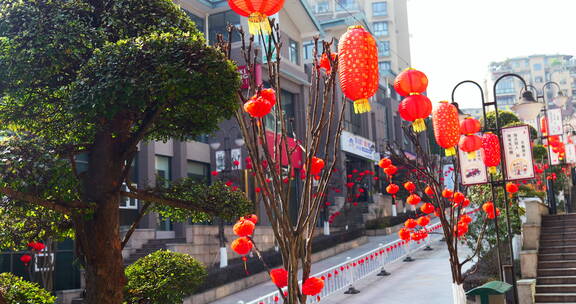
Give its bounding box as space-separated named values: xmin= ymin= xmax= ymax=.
xmin=539 ymin=261 xmax=576 ymax=269
xmin=540 ymin=245 xmax=576 ymax=254
xmin=541 ymin=227 xmax=576 ymax=234
xmin=535 ymin=293 xmax=576 ymax=302
xmin=541 ymin=239 xmax=576 ymax=247
xmin=538 ymin=276 xmax=576 ymax=285
xmin=537 ymin=284 xmax=576 ymax=293
xmin=539 ymin=253 xmax=576 ymax=261
xmin=539 ymin=268 xmax=576 ymax=277
xmin=541 ymin=232 xmax=576 ymax=240
xmin=543 ymin=214 xmax=576 ymax=220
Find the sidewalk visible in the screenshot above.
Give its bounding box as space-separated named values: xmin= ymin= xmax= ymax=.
xmin=210 ymin=232 xmax=402 ymax=304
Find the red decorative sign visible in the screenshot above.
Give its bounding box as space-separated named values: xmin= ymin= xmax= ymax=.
xmin=238 ymin=64 xmax=262 ymax=89
xmin=265 ymin=130 xmax=303 ymax=169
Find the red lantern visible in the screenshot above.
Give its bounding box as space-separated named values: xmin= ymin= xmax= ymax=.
xmin=309 ymin=156 xmax=325 ymax=175
xmin=231 ymin=237 xmax=253 ymax=255
xmin=406 ymin=194 xmax=421 ymax=206
xmin=233 ymin=219 xmax=256 ymax=237
xmin=432 ymin=101 xmax=460 ymax=156
xmin=460 ymin=214 xmax=473 ymax=224
xmin=424 ymin=186 xmax=434 ymax=196
xmin=245 ymin=214 xmax=259 ymax=224
xmin=398 ymin=228 xmax=411 ymax=241
xmin=452 ymin=192 xmax=465 ymax=205
xmin=270 ymin=268 xmax=288 ymax=288
xmin=338 ymin=26 xmax=379 ymax=114
xmin=302 ymin=277 xmax=325 ymax=296
xmin=442 ymin=188 xmax=453 ymax=199
xmin=404 ymin=218 xmax=417 ymax=229
xmin=420 ymin=202 xmax=434 ymax=214
xmin=403 ymin=181 xmax=416 ymax=193
xmin=386 ymin=184 xmax=399 ymax=198
xmin=506 ymin=182 xmax=519 ymax=198
xmin=416 ymin=216 xmax=430 ymax=227
xmin=460 ymin=117 xmax=481 ymax=135
xmin=378 ymin=158 xmax=392 ymax=169
xmin=482 ymin=132 xmax=501 ymax=174
xmin=459 ymin=134 xmax=483 ymax=159
xmin=398 ymin=95 xmax=432 ymax=132
xmin=383 ymin=165 xmax=397 ymax=176
xmin=394 ymin=68 xmax=428 ymax=97
xmin=228 ymin=0 xmax=285 ymax=35
xmin=20 ymin=254 xmax=32 ymax=265
xmin=244 ymin=96 xmax=273 ymax=118
xmin=320 ymin=52 xmax=337 ymax=74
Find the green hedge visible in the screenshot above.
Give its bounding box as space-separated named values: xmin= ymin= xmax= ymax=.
xmin=0 ymin=273 xmax=55 ymax=304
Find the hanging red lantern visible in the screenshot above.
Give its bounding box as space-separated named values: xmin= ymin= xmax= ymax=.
xmin=309 ymin=156 xmax=325 ymax=175
xmin=416 ymin=216 xmax=430 ymax=227
xmin=338 ymin=26 xmax=379 ymax=114
xmin=404 ymin=218 xmax=417 ymax=229
xmin=460 ymin=117 xmax=481 ymax=135
xmin=482 ymin=132 xmax=501 ymax=174
xmin=452 ymin=192 xmax=465 ymax=205
xmin=378 ymin=158 xmax=392 ymax=169
xmin=506 ymin=182 xmax=519 ymax=198
xmin=319 ymin=52 xmax=338 ymax=74
xmin=398 ymin=228 xmax=411 ymax=241
xmin=20 ymin=254 xmax=32 ymax=265
xmin=383 ymin=165 xmax=397 ymax=176
xmin=424 ymin=186 xmax=435 ymax=196
xmin=459 ymin=120 xmax=483 ymax=160
xmin=420 ymin=202 xmax=435 ymax=214
xmin=244 ymin=96 xmax=273 ymax=118
xmin=231 ymin=237 xmax=253 ymax=255
xmin=462 ymin=198 xmax=471 ymax=208
xmin=398 ymin=95 xmax=432 ymax=132
xmin=228 ymin=0 xmax=285 ymax=35
xmin=302 ymin=277 xmax=325 ymax=296
xmin=404 ymin=181 xmax=416 ymax=193
xmin=394 ymin=68 xmax=429 ymax=97
xmin=244 ymin=214 xmax=259 ymax=224
xmin=233 ymin=219 xmax=256 ymax=237
xmin=432 ymin=101 xmax=460 ymax=156
xmin=386 ymin=184 xmax=399 ymax=198
xmin=406 ymin=194 xmax=421 ymax=206
xmin=442 ymin=188 xmax=453 ymax=199
xmin=460 ymin=214 xmax=473 ymax=224
xmin=270 ymin=268 xmax=288 ymax=288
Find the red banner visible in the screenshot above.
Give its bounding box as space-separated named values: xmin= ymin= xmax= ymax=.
xmin=265 ymin=130 xmax=303 ymax=169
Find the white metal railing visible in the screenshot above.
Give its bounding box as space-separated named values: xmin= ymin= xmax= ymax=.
xmin=243 ymin=222 xmax=445 ymax=304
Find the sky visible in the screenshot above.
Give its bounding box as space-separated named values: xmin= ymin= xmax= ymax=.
xmin=406 ymin=0 xmax=576 ymax=109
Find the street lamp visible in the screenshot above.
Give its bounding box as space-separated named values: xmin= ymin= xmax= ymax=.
xmin=512 ymin=81 xmax=566 ymax=215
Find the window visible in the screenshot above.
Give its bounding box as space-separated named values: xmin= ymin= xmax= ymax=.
xmin=373 ymin=22 xmax=388 ymax=36
xmin=315 ymin=1 xmax=329 ymax=13
xmin=303 ymin=42 xmax=314 ymax=60
xmin=533 ymin=63 xmax=542 ymax=71
xmin=372 ymin=2 xmax=387 ymax=16
xmin=194 ymin=134 xmax=209 ymax=143
xmin=379 ymin=61 xmax=391 ymax=75
xmin=208 ymin=10 xmax=240 ymax=44
xmin=155 ymin=155 xmax=171 ymax=184
xmin=120 ymin=183 xmax=138 ymax=209
xmin=183 ymin=10 xmax=205 ymax=35
xmin=34 ymin=249 xmax=54 ymax=272
xmin=289 ymin=39 xmax=299 ymax=65
xmin=378 ymin=40 xmax=390 ymax=57
xmin=336 ymin=0 xmax=357 ymax=11
xmin=495 ymin=79 xmax=515 ymax=94
xmin=188 ymin=161 xmax=210 ymax=184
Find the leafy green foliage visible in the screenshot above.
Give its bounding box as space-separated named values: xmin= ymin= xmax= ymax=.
xmin=124 ymin=250 xmax=206 ymax=304
xmin=481 ymin=110 xmax=520 ymax=131
xmin=533 ymin=144 xmax=547 ymax=163
xmin=0 ymin=273 xmax=56 ymax=304
xmin=151 ymin=180 xmax=254 ymax=222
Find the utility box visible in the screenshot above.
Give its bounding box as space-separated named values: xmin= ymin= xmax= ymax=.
xmin=466 ymin=281 xmax=512 ymax=304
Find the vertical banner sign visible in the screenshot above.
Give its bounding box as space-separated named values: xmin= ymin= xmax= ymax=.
xmin=231 ymin=148 xmax=242 ymax=170
xmin=443 ymin=164 xmax=455 ymax=190
xmin=237 ymin=64 xmax=262 ymax=89
xmin=501 ymin=125 xmax=536 ymax=180
xmin=566 ymin=144 xmax=576 ymax=164
xmin=215 ymin=150 xmax=225 ymax=172
xmin=549 ymin=145 xmax=561 ymax=165
xmin=547 ymin=108 xmax=563 ymax=136
xmin=458 ymin=142 xmax=488 ymax=185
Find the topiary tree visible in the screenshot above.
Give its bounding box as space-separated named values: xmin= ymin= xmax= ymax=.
xmin=0 ymin=1 xmax=253 ymax=303
xmin=124 ymin=250 xmax=206 ymax=304
xmin=481 ymin=110 xmax=520 ymax=131
xmin=0 ymin=273 xmax=56 ymax=304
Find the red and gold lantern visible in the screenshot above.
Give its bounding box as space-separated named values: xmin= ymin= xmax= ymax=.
xmin=386 ymin=183 xmax=399 ymax=198
xmin=233 ymin=219 xmax=256 ymax=237
xmin=398 ymin=95 xmax=432 ymax=132
xmin=482 ymin=132 xmax=501 ymax=174
xmin=458 ymin=117 xmax=483 ymax=159
xmin=394 ymin=68 xmax=428 ymax=97
xmin=404 ymin=218 xmax=417 ymax=229
xmin=339 ymin=26 xmax=379 ymax=114
xmin=228 ymin=0 xmax=285 ymax=35
xmin=398 ymin=228 xmax=411 ymax=241
xmin=432 ymin=101 xmax=460 ymax=156
xmin=406 ymin=194 xmax=421 ymax=206
xmin=403 ymin=181 xmax=416 ymax=193
xmin=231 ymin=237 xmax=253 ymax=255
xmin=378 ymin=158 xmax=392 ymax=169
xmin=416 ymin=216 xmax=430 ymax=227
xmin=420 ymin=202 xmax=434 ymax=214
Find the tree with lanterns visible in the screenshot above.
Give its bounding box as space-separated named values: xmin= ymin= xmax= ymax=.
xmin=0 ymin=1 xmax=254 ymax=303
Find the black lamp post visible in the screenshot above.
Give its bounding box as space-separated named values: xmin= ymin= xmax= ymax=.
xmin=451 ymin=73 xmax=535 ymax=304
xmin=511 ymin=81 xmax=568 ymax=215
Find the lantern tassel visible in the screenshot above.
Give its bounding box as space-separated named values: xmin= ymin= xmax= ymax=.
xmin=467 ymin=151 xmax=477 ymax=160
xmin=412 ymin=119 xmax=426 ymax=133
xmin=488 ymin=166 xmax=497 ymax=174
xmin=248 ymin=12 xmax=271 ymax=35
xmin=353 ymin=99 xmax=371 ymax=114
xmin=444 ymin=147 xmax=456 ymax=157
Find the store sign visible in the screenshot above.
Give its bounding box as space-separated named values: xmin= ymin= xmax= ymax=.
xmin=566 ymin=144 xmax=576 ymax=164
xmin=237 ymin=64 xmax=262 ymax=89
xmin=501 ymin=125 xmax=535 ymax=180
xmin=549 ymin=144 xmax=561 ymax=165
xmin=340 ymin=131 xmax=378 ymax=161
xmin=458 ymin=142 xmax=488 ymax=186
xmin=547 ymin=108 xmax=563 ymax=136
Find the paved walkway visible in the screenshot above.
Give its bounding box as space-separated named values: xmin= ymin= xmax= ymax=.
xmin=211 ymin=232 xmax=402 ymax=304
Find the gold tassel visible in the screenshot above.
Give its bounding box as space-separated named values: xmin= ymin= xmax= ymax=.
xmin=445 ymin=147 xmax=456 ymax=157
xmin=488 ymin=166 xmax=497 ymax=174
xmin=467 ymin=151 xmax=476 ymax=160
xmin=248 ymin=12 xmax=271 ymax=35
xmin=353 ymin=99 xmax=371 ymax=114
xmin=412 ymin=119 xmax=426 ymax=133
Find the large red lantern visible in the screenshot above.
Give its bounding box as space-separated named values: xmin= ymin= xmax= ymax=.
xmin=398 ymin=228 xmax=411 ymax=241
xmin=231 ymin=237 xmax=253 ymax=255
xmin=406 ymin=194 xmax=421 ymax=206
xmin=386 ymin=183 xmax=399 ymax=198
xmin=302 ymin=277 xmax=325 ymax=296
xmin=398 ymin=95 xmax=432 ymax=133
xmin=233 ymin=219 xmax=256 ymax=237
xmin=420 ymin=202 xmax=434 ymax=214
xmin=482 ymin=132 xmax=501 ymax=174
xmin=459 ymin=117 xmax=483 ymax=159
xmin=416 ymin=216 xmax=430 ymax=227
xmin=309 ymin=156 xmax=325 ymax=175
xmin=228 ymin=0 xmax=285 ymax=35
xmin=432 ymin=101 xmax=460 ymax=156
xmin=394 ymin=68 xmax=428 ymax=97
xmin=338 ymin=26 xmax=379 ymax=114
xmin=270 ymin=268 xmax=288 ymax=288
